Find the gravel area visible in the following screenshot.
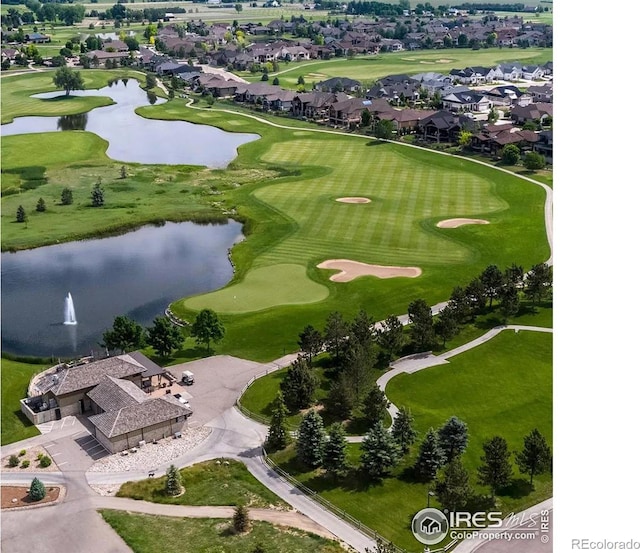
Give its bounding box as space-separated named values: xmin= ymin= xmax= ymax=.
xmin=87 ymin=425 xmax=211 ymax=473
xmin=1 ymin=445 xmax=59 ymax=473
xmin=90 ymin=484 xmax=121 ymax=497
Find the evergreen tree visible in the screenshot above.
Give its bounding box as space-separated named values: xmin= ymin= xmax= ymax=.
xmin=36 ymin=197 xmax=46 ymax=212
xmin=391 ymin=406 xmax=417 ymax=455
xmin=435 ymin=456 xmax=472 ymax=512
xmin=296 ymin=410 xmax=325 ymax=468
xmin=120 ymin=165 xmax=128 ymax=179
xmin=265 ymin=391 xmax=290 ymax=451
xmin=297 ymin=324 xmax=323 ymax=360
xmin=515 ymin=429 xmax=552 ymax=486
xmin=499 ymin=282 xmax=520 ymax=322
xmin=349 ymin=308 xmax=375 ymax=350
xmin=280 ymin=355 xmax=317 ymax=412
xmin=360 ymin=421 xmax=401 ymax=479
xmin=448 ymin=285 xmax=473 ymax=324
xmin=478 ymin=436 xmax=512 ymax=500
xmin=464 ymin=278 xmax=487 ymax=315
xmin=438 ymin=416 xmax=469 ymax=463
xmin=344 ymin=341 xmax=376 ymax=406
xmin=408 ymin=298 xmax=434 ymax=351
xmin=29 ymin=477 xmax=46 ymax=501
xmin=16 ymin=205 xmax=27 ymax=223
xmin=324 ymin=311 xmax=348 ymax=366
xmin=61 ymin=187 xmax=74 ymax=205
xmin=504 ymin=263 xmax=525 ymax=286
xmin=147 ymin=316 xmax=184 ymax=358
xmin=233 ymin=504 xmax=250 ymax=533
xmin=362 ymin=385 xmax=390 ymax=427
xmin=376 ymin=314 xmax=405 ymax=363
xmin=91 ymin=181 xmax=105 ymax=207
xmin=326 ymin=372 xmax=354 ymax=419
xmin=480 ymin=265 xmax=504 ymax=307
xmin=524 ymin=263 xmax=553 ymax=306
xmin=434 ymin=306 xmax=459 ymax=347
xmin=323 ymin=423 xmax=348 ymax=478
xmin=165 ymin=464 xmax=182 ymax=496
xmin=414 ymin=427 xmax=445 ymax=482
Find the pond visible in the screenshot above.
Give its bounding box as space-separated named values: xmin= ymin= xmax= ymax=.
xmin=0 ymin=79 xmax=259 ymax=167
xmin=1 ymin=221 xmax=243 ymax=358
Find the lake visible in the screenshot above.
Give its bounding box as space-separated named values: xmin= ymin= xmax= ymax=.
xmin=0 ymin=221 xmax=243 ymax=358
xmin=0 ymin=79 xmax=259 ymax=167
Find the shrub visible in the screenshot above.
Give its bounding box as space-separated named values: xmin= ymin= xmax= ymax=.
xmin=8 ymin=455 xmax=20 ymax=467
xmin=19 ymin=449 xmax=26 ymax=456
xmin=21 ymin=459 xmax=31 ymax=468
xmin=37 ymin=452 xmax=44 ymax=461
xmin=39 ymin=455 xmax=52 ymax=468
xmin=29 ymin=478 xmax=46 ymax=501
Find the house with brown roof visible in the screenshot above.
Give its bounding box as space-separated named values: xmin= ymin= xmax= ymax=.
xmin=328 ymin=98 xmax=394 ymax=128
xmin=511 ymin=102 xmax=553 ymax=125
xmin=471 ymin=124 xmax=539 ymax=156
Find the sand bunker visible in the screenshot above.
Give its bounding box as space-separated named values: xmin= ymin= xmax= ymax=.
xmin=317 ymin=259 xmax=421 ymax=282
xmin=336 ymin=197 xmax=371 ymax=204
xmin=437 ymin=218 xmax=490 ymax=228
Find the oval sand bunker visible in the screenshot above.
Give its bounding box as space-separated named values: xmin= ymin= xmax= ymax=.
xmin=437 ymin=218 xmax=490 ymax=229
xmin=336 ymin=197 xmax=371 ymax=204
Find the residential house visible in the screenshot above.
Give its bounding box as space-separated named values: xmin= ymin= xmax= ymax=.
xmin=484 ymin=85 xmax=532 ymax=107
xmin=442 ymin=91 xmax=491 ymax=113
xmin=471 ymin=124 xmax=539 ymax=156
xmin=291 ymin=91 xmax=348 ymax=120
xmin=533 ymin=129 xmax=552 ymax=164
xmin=417 ymin=110 xmax=474 ymax=143
xmin=315 ymin=77 xmax=361 ymax=93
xmin=86 ymin=50 xmax=133 ymax=67
xmin=377 ymin=108 xmax=436 ymax=134
xmin=510 ymin=102 xmax=553 ymax=125
xmin=328 ymin=97 xmax=394 ymax=128
xmin=197 ymin=74 xmax=239 ymax=97
xmin=528 ymin=82 xmax=553 ymax=103
xmin=24 ymin=32 xmax=51 ymax=43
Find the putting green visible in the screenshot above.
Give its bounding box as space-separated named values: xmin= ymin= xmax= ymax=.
xmin=184 ymin=264 xmax=329 ymax=313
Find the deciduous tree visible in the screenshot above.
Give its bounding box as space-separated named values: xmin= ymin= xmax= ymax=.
xmin=147 ymin=316 xmax=184 ymax=358
xmin=102 ymin=315 xmax=146 ymax=354
xmin=52 ymin=66 xmax=85 ymax=96
xmin=191 ymin=308 xmax=225 ymax=353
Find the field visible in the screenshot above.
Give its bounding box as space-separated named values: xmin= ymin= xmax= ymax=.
xmin=0 ymin=359 xmax=47 ymax=445
xmin=100 ymin=510 xmax=345 ymax=553
xmin=269 ymin=330 xmax=552 ymax=552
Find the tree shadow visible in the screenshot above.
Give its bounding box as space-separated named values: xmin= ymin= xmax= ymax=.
xmin=499 ymin=478 xmax=533 ymax=499
xmin=466 ymin=493 xmax=497 ymax=512
xmin=365 ymin=140 xmax=386 ymax=146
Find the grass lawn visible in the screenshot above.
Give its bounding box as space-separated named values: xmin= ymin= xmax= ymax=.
xmin=100 ymin=510 xmax=344 ymax=553
xmin=117 ymin=459 xmax=288 ymax=508
xmin=268 ymin=330 xmax=551 ymax=552
xmin=241 ymin=47 xmax=552 ymax=89
xmin=1 ymin=359 xmax=47 ymax=445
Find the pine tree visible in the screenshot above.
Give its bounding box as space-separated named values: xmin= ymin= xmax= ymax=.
xmin=61 ymin=187 xmax=74 ymax=205
xmin=233 ymin=504 xmax=250 ymax=533
xmin=360 ymin=421 xmax=401 ymax=479
xmin=326 ymin=372 xmax=354 ymax=420
xmin=16 ymin=205 xmax=27 ymax=223
xmin=438 ymin=416 xmax=469 ymax=462
xmin=408 ymin=298 xmax=434 ymax=351
xmin=297 ymin=324 xmax=323 ymax=360
xmin=265 ymin=391 xmax=290 ymax=451
xmin=515 ymin=428 xmax=552 ymax=486
xmin=91 ymin=181 xmax=105 ymax=207
xmin=280 ymin=355 xmax=317 ymax=412
xmin=414 ymin=427 xmax=445 ymax=482
xmin=478 ymin=436 xmax=513 ymax=500
xmin=165 ymin=464 xmax=182 ymax=496
xmin=29 ymin=477 xmax=46 ymax=501
xmin=120 ymin=165 xmax=128 ymax=179
xmin=435 ymin=456 xmax=472 ymax=512
xmin=296 ymin=410 xmax=325 ymax=468
xmin=434 ymin=305 xmax=459 ymax=347
xmin=391 ymin=406 xmax=417 ymax=455
xmin=376 ymin=314 xmax=405 ymax=363
xmin=36 ymin=197 xmax=46 ymax=212
xmin=499 ymin=282 xmax=520 ymax=322
xmin=362 ymin=385 xmax=390 ymax=427
xmin=323 ymin=423 xmax=348 ymax=478
xmin=324 ymin=311 xmax=348 ymax=366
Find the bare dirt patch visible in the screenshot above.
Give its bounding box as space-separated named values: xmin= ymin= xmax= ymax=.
xmin=436 ymin=218 xmax=490 ymax=229
xmin=335 ymin=197 xmax=371 ymax=204
xmin=1 ymin=486 xmax=62 ymax=510
xmin=317 ymin=260 xmax=421 ymax=282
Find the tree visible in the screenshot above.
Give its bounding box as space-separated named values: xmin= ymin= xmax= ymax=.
xmin=323 ymin=423 xmax=348 ymax=478
xmin=61 ymin=187 xmax=74 ymax=205
xmin=435 ymin=456 xmax=472 ymax=512
xmin=499 ymin=282 xmax=520 ymax=322
xmin=344 ymin=342 xmax=376 ymax=406
xmin=464 ymin=278 xmax=487 ymax=315
xmin=298 ymin=324 xmax=323 ymax=360
xmin=280 ymin=355 xmax=317 ymax=411
xmin=349 ymin=309 xmax=375 ymax=350
xmin=52 ymin=66 xmax=85 ymax=96
xmin=457 ymin=129 xmax=472 ymax=149
xmin=480 ymin=265 xmax=504 ymax=308
xmin=505 ymin=263 xmax=524 ymax=287
xmin=147 ymin=316 xmax=184 ymax=358
xmin=265 ymin=391 xmax=289 ymax=451
xmin=261 ymin=72 xmax=269 ymax=81
xmin=414 ymin=428 xmax=445 ymax=482
xmin=235 ymin=3 xmax=243 ymax=13
xmin=408 ymin=299 xmax=434 ymax=351
xmin=16 ymin=205 xmax=27 ymax=223
xmin=296 ymin=410 xmax=325 ymax=468
xmin=523 ymin=151 xmax=546 ymax=170
xmin=233 ymin=504 xmax=250 ymax=533
xmin=361 ymin=108 xmax=372 ymax=127
xmin=324 ymin=311 xmax=348 ymax=365
xmin=362 ymin=385 xmax=389 ymax=428
xmin=297 ymin=75 xmax=305 ymax=86
xmin=360 ymin=421 xmax=401 ymax=479
xmin=478 ymin=436 xmax=512 ymax=500
xmin=524 ymin=263 xmax=552 ymax=305
xmin=165 ymin=464 xmax=182 ymax=496
xmin=501 ymin=143 xmax=520 ymax=165
xmin=102 ymin=315 xmax=146 ymax=353
xmin=91 ymin=181 xmax=105 ymax=207
xmin=515 ymin=428 xmax=552 ymax=486
xmin=488 ymin=107 xmax=499 ymax=124
xmin=434 ymin=306 xmax=459 ymax=347
xmin=120 ymin=165 xmax=128 ymax=179
xmin=191 ymin=308 xmax=225 ymax=353
xmin=376 ymin=315 xmax=405 ymax=363
xmin=375 ymin=119 xmax=394 ymax=140
xmin=29 ymin=477 xmax=46 ymax=501
xmin=438 ymin=416 xmax=469 ymax=462
xmin=326 ymin=372 xmax=354 ymax=420
xmin=365 ymin=539 xmax=399 ymax=553
xmin=391 ymin=406 xmax=417 ymax=455
xmin=448 ymin=286 xmax=472 ymax=324
xmin=272 ymin=76 xmax=280 ymax=85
